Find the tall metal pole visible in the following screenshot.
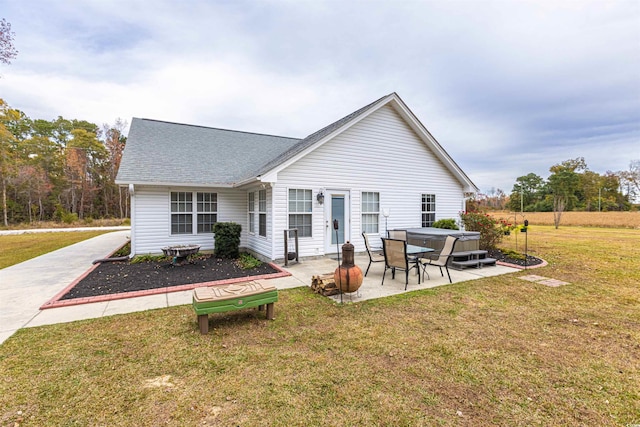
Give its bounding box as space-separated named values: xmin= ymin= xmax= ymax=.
xmin=334 ymin=219 xmax=342 ymax=304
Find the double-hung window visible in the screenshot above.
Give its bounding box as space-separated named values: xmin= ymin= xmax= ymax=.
xmin=361 ymin=191 xmax=379 ymax=234
xmin=421 ymin=194 xmax=436 ymax=227
xmin=171 ymin=192 xmax=192 ymax=234
xmin=258 ymin=189 xmax=267 ymax=237
xmin=197 ymin=192 xmax=217 ymax=233
xmin=288 ymin=189 xmax=312 ymax=237
xmin=171 ymin=191 xmax=217 ymax=234
xmin=248 ymin=192 xmax=255 ymax=234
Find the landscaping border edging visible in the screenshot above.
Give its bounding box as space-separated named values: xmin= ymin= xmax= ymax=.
xmin=40 ymin=262 xmax=291 ymax=310
xmin=497 ymin=258 xmax=548 ymax=270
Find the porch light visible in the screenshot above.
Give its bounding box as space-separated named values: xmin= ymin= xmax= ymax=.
xmin=317 ymin=191 xmax=325 ymax=204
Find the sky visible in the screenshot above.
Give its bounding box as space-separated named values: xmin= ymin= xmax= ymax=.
xmin=1 ymin=0 xmax=639 ymax=194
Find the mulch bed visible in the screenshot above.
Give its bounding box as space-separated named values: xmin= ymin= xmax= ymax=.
xmin=60 ymin=255 xmax=280 ymax=300
xmin=488 ymin=249 xmax=543 ymax=268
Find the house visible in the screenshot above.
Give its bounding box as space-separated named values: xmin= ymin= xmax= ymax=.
xmin=115 ymin=93 xmax=478 ymax=261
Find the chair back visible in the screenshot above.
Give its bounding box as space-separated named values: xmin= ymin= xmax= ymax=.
xmin=382 ymin=238 xmax=408 ymax=269
xmin=362 ymin=232 xmax=376 ymax=259
xmin=362 ymin=232 xmax=372 ymax=252
xmin=387 ymin=230 xmax=407 ymax=241
xmin=433 ymin=235 xmax=458 ymax=266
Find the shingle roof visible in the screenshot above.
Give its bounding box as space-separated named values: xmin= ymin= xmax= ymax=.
xmin=115 ymin=119 xmax=300 ymax=186
xmin=116 ymin=92 xmax=477 ymax=192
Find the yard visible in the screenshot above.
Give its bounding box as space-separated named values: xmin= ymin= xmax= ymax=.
xmin=1 ymin=225 xmax=639 ymax=426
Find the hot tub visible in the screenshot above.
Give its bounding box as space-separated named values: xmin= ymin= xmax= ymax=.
xmin=402 ymin=227 xmax=480 ymax=252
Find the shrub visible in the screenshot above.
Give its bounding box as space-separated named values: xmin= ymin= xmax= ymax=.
xmin=61 ymin=211 xmax=78 ymax=224
xmin=459 ymin=210 xmax=504 ymax=250
xmin=213 ymin=222 xmax=242 ymax=259
xmin=499 ymin=248 xmax=526 ymax=261
xmin=432 ymin=218 xmax=459 ymax=230
xmin=237 ymin=252 xmax=262 ymax=269
xmin=112 ymin=242 xmax=131 ymax=257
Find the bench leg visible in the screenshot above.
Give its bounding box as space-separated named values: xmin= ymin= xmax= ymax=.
xmin=198 ymin=314 xmax=209 ymax=334
xmin=258 ymin=304 xmax=265 ymax=311
xmin=266 ymin=303 xmax=275 ymax=320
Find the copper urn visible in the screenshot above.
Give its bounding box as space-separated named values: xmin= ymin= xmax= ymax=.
xmin=334 ymin=241 xmax=363 ymax=293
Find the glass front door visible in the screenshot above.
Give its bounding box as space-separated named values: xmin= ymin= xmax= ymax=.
xmin=325 ymin=190 xmax=350 ymax=253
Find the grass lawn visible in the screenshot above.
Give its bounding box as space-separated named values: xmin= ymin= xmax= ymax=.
xmin=1 ymin=226 xmax=639 ymax=426
xmin=0 ymin=231 xmax=113 ymax=269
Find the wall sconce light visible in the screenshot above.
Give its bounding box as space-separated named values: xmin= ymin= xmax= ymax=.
xmin=316 ymin=191 xmax=325 ymax=204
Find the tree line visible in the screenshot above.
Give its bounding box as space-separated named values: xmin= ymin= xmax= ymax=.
xmin=471 ymin=157 xmax=640 ymax=214
xmin=0 ymin=98 xmax=129 ymax=226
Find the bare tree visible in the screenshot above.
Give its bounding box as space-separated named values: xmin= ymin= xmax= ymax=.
xmin=0 ymin=18 xmax=18 ymax=65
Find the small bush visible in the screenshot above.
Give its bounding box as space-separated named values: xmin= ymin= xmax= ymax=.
xmin=499 ymin=248 xmax=526 ymax=261
xmin=432 ymin=219 xmax=459 ymax=230
xmin=213 ymin=222 xmax=242 ymax=259
xmin=61 ymin=212 xmax=78 ymax=224
xmin=459 ymin=210 xmax=504 ymax=250
xmin=112 ymin=242 xmax=131 ymax=257
xmin=131 ymin=254 xmax=168 ymax=264
xmin=237 ymin=252 xmax=262 ymax=270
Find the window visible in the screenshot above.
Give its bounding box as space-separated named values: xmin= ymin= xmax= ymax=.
xmin=422 ymin=194 xmax=436 ymax=227
xmin=197 ymin=192 xmax=217 ymax=233
xmin=288 ymin=188 xmax=312 ymax=237
xmin=361 ymin=191 xmax=379 ymax=234
xmin=258 ymin=189 xmax=267 ymax=237
xmin=171 ymin=191 xmax=217 ymax=235
xmin=171 ymin=192 xmax=192 ymax=234
xmin=248 ymin=192 xmax=255 ymax=234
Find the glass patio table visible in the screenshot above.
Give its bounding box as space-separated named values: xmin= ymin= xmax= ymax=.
xmin=406 ymin=244 xmax=435 ymax=257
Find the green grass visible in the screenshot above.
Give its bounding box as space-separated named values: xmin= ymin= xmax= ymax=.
xmin=0 ymin=231 xmax=112 ymax=269
xmin=1 ymin=226 xmax=639 ymax=426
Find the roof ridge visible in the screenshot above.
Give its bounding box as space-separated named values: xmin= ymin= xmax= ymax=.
xmin=133 ymin=117 xmax=300 ymax=141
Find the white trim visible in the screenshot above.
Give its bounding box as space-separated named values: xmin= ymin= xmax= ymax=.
xmin=390 ymin=96 xmax=477 ymax=192
xmin=287 ymin=187 xmax=313 ymax=238
xmin=116 ymin=180 xmax=235 ymax=188
xmin=324 ymin=189 xmax=351 ymax=254
xmin=256 ymin=93 xmax=478 ymax=193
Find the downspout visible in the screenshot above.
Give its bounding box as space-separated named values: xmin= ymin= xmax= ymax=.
xmin=129 ymin=184 xmax=136 ymax=258
xmin=268 ymin=182 xmax=276 ymax=261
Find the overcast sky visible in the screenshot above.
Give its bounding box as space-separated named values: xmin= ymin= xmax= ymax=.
xmin=1 ymin=0 xmax=639 ymax=193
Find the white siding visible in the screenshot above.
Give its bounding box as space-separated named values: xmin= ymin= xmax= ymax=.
xmin=131 ymin=186 xmax=247 ymax=255
xmin=273 ymin=105 xmax=465 ymax=259
xmin=130 ymin=105 xmax=470 ymax=261
xmin=243 ymin=185 xmax=273 ymax=260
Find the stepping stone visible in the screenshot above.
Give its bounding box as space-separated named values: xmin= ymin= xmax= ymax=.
xmin=537 ymin=278 xmax=570 ymax=287
xmin=519 ymin=275 xmax=548 ymax=282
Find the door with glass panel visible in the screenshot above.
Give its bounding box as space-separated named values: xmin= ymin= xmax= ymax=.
xmin=324 ymin=190 xmax=350 ymax=254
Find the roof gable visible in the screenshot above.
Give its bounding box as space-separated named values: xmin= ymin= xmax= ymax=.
xmin=257 ymin=93 xmax=478 ymax=192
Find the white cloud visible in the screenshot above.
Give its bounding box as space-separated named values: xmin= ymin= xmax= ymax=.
xmin=0 ymin=0 xmax=638 ymax=194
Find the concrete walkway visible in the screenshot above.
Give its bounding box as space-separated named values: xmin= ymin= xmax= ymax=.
xmin=0 ymin=226 xmax=131 ymax=235
xmin=0 ymin=230 xmax=520 ymax=345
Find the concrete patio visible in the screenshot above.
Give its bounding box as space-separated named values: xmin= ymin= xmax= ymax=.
xmin=285 ymin=254 xmax=520 ymax=303
xmin=0 ymin=230 xmax=520 ymax=345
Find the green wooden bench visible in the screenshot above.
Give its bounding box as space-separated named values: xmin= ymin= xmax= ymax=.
xmin=192 ymin=281 xmax=278 ymax=334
